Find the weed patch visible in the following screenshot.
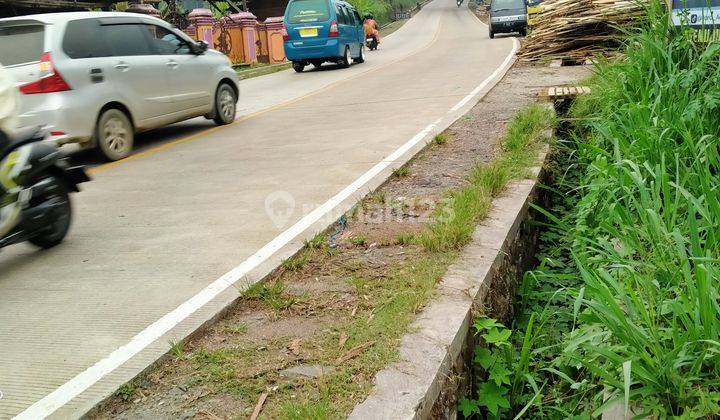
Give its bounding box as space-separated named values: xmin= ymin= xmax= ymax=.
xmin=245 ymin=281 xmax=298 ymax=312
xmin=392 ymin=166 xmax=410 ymax=177
xmin=420 ymin=103 xmax=554 ymax=252
xmin=282 ymin=255 xmax=309 ymax=272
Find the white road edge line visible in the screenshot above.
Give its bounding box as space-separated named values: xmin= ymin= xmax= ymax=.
xmin=14 ymin=36 xmax=520 ymax=420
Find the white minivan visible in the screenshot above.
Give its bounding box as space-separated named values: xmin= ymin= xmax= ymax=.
xmin=0 ymin=12 xmax=240 ymax=160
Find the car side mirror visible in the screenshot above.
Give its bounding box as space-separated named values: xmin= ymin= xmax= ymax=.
xmin=193 ymin=40 xmax=209 ymax=55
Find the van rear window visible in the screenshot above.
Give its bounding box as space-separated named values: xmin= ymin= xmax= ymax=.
xmin=0 ymin=23 xmax=44 ymax=66
xmin=287 ymin=0 xmax=330 ymax=23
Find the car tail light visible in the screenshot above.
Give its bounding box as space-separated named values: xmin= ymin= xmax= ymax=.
xmin=329 ymin=20 xmax=339 ymax=37
xmin=50 ymin=131 xmax=65 ymax=137
xmin=282 ymin=25 xmax=290 ymax=41
xmin=19 ymin=52 xmax=71 ymax=95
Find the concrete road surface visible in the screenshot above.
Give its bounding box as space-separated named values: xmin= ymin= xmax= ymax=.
xmin=0 ymin=1 xmax=517 ymax=418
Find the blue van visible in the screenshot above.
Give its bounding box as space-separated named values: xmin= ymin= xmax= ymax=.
xmin=283 ymin=0 xmax=366 ymax=72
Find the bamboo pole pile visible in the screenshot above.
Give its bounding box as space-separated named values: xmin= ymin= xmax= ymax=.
xmin=518 ymin=0 xmax=647 ymax=62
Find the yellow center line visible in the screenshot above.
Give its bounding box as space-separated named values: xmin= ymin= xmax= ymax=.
xmin=90 ymin=19 xmax=443 ymax=175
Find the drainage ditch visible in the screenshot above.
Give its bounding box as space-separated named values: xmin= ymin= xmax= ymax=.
xmin=455 ymin=104 xmax=584 ymax=419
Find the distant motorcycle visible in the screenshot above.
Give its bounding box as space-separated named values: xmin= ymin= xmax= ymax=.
xmin=366 ymin=34 xmax=379 ymax=51
xmin=457 ymin=0 xmax=464 ymax=6
xmin=0 ymin=128 xmax=90 ymax=249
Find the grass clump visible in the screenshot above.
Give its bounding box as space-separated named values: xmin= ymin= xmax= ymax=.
xmin=113 ymin=383 xmax=137 ymax=402
xmin=222 ymin=323 xmax=247 ymax=335
xmin=168 ymin=339 xmax=185 ymax=360
xmin=349 ymin=234 xmax=368 ymax=247
xmin=245 ymin=281 xmax=297 ymax=312
xmin=419 ymin=103 xmax=553 ymax=252
xmin=395 ymin=232 xmax=415 ymax=245
xmin=304 ymin=234 xmax=326 ymax=250
xmin=283 ymin=401 xmax=330 ymax=420
xmin=433 ymin=133 xmax=449 ymax=145
xmin=392 ymin=166 xmax=410 ymax=177
xmin=281 ymin=255 xmax=308 ymax=271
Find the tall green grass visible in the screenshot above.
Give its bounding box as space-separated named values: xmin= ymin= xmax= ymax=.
xmin=565 ymin=3 xmax=720 ymax=417
xmin=464 ymin=3 xmax=720 ymax=418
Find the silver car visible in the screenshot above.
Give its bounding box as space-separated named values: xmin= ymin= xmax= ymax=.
xmin=0 ymin=12 xmax=239 ymax=161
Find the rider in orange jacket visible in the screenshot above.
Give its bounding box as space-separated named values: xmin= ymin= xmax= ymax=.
xmin=363 ymin=13 xmax=380 ymax=43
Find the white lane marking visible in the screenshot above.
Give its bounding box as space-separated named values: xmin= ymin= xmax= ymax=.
xmin=451 ymin=38 xmax=520 ymax=112
xmin=14 ymin=31 xmax=520 ymax=420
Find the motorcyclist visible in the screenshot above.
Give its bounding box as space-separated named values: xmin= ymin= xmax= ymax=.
xmin=0 ymin=62 xmax=22 ymax=238
xmin=363 ymin=13 xmax=380 ymax=44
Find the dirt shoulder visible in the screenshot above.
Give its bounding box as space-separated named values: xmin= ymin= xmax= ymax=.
xmin=92 ymin=63 xmax=590 ymax=420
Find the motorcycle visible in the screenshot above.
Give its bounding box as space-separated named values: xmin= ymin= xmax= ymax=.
xmin=366 ymin=34 xmax=379 ymax=51
xmin=0 ymin=127 xmax=90 ymax=249
xmin=457 ymin=0 xmax=463 ymax=7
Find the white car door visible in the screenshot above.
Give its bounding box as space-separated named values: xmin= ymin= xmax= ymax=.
xmin=146 ymin=25 xmax=213 ymax=115
xmin=101 ymin=20 xmax=175 ymax=125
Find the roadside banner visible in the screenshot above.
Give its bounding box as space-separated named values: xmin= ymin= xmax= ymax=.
xmin=669 ymin=0 xmax=720 ymax=42
xmin=670 ymin=0 xmax=720 ymax=27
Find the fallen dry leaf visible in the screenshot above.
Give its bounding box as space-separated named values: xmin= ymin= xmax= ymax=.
xmin=338 ymin=332 xmax=348 ymax=348
xmin=288 ymin=338 xmax=302 ymax=356
xmin=336 ymin=341 xmax=375 ymax=364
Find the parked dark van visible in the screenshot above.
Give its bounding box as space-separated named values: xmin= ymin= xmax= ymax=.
xmin=488 ymin=0 xmax=527 ymax=38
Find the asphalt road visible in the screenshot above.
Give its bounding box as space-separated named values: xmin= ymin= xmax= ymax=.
xmin=0 ymin=2 xmax=516 ymax=418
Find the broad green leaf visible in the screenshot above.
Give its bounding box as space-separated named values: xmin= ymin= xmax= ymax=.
xmin=489 ymin=362 xmax=512 ymax=386
xmin=458 ymin=398 xmax=479 ymax=418
xmin=483 ymin=328 xmax=512 ymax=345
xmin=474 ymin=347 xmax=496 ymax=370
xmin=477 ymin=382 xmax=510 ymax=416
xmin=474 ymin=317 xmax=504 ymax=332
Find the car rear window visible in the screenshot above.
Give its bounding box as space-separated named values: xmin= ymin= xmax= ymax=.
xmin=287 ymin=0 xmax=330 ymax=23
xmin=63 ymin=19 xmax=110 ymax=59
xmin=103 ymin=24 xmax=153 ymax=56
xmin=0 ymin=22 xmax=44 ymax=66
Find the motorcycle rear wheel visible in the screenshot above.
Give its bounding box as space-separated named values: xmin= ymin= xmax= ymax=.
xmin=29 ymin=176 xmax=72 ymax=249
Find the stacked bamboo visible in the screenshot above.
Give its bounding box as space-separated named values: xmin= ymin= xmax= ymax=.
xmin=518 ymin=0 xmax=646 ymax=62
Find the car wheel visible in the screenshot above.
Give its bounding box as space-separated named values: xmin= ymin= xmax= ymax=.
xmin=213 ymin=83 xmax=237 ymax=125
xmin=293 ymin=61 xmax=305 ymax=72
xmin=489 ymin=29 xmax=495 ymax=39
xmin=354 ymin=44 xmax=365 ymax=64
xmin=96 ymin=108 xmax=134 ymax=161
xmin=519 ymin=28 xmax=527 ymax=36
xmin=28 ymin=176 xmax=71 ymax=249
xmin=340 ymin=46 xmax=351 ymax=68
xmin=312 ymin=61 xmax=323 ymax=69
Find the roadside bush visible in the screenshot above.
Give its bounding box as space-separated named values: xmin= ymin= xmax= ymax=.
xmin=565 ymin=4 xmax=720 ymax=416
xmin=463 ymin=3 xmax=720 ymax=418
